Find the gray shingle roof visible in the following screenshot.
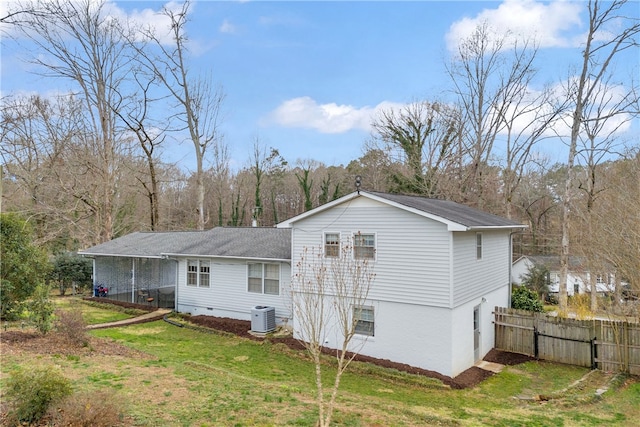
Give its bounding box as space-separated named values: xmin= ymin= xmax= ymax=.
xmin=525 ymin=255 xmax=586 ymax=271
xmin=79 ymin=227 xmax=291 ymax=260
xmin=368 ymin=191 xmax=524 ymax=228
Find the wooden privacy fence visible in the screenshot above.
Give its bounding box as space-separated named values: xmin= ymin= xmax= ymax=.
xmin=494 ymin=307 xmax=640 ymax=375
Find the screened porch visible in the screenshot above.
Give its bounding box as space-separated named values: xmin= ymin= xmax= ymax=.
xmin=92 ymin=256 xmax=177 ymax=309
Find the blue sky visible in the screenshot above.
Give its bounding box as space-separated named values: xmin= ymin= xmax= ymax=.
xmin=1 ymin=0 xmax=639 ymax=172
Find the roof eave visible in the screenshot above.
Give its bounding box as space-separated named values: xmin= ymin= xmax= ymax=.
xmin=78 ymin=251 xmax=163 ymax=259
xmin=161 ymin=253 xmax=291 ymax=263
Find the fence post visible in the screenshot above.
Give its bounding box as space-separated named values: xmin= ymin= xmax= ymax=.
xmin=534 ymin=327 xmax=539 ymax=359
xmin=590 ymin=337 xmax=597 ymax=370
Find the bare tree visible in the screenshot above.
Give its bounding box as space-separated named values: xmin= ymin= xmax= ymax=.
xmin=558 ymin=0 xmax=640 ymax=311
xmin=346 ymin=149 xmax=394 ymax=192
xmin=210 ymin=140 xmax=231 ymax=227
xmin=111 ymin=72 xmax=168 ymax=231
xmin=291 ymin=240 xmax=376 ymax=427
xmin=447 ymin=22 xmax=539 ymax=208
xmin=573 ymin=73 xmax=639 ymax=310
xmin=134 ymin=0 xmax=225 ymax=230
xmin=11 ymin=0 xmax=135 ymax=243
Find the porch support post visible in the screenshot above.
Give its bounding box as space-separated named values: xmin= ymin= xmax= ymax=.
xmin=131 ymin=258 xmax=136 ymax=303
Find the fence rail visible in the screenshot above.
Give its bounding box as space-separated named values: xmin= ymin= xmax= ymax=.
xmin=494 ymin=307 xmax=640 ymax=375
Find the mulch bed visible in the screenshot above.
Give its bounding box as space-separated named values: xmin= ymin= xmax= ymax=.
xmin=186 ymin=314 xmax=522 ymax=389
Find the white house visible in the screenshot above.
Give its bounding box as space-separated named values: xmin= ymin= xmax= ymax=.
xmin=278 ymin=191 xmax=525 ymax=377
xmin=79 ymin=228 xmax=292 ymax=324
xmin=511 ymin=255 xmax=614 ymax=296
xmin=80 ymin=190 xmax=524 ymax=377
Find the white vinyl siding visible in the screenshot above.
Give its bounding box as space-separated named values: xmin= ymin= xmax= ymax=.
xmin=290 ymin=197 xmax=452 ymax=307
xmin=452 ymin=230 xmax=510 ymax=306
xmin=177 ymin=258 xmax=291 ymax=321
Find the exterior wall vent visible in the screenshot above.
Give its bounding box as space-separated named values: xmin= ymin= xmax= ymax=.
xmin=251 ymin=306 xmax=276 ymax=333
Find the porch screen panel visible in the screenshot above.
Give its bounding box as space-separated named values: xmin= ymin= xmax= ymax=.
xmin=94 ymin=257 xmax=132 ymax=293
xmin=135 ymin=258 xmax=177 ymax=289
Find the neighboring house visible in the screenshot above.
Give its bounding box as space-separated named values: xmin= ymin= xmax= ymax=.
xmin=278 ymin=191 xmax=525 ymax=377
xmin=79 ymin=228 xmax=292 ymax=324
xmin=80 ymin=190 xmax=524 ymax=377
xmin=511 ymin=255 xmax=615 ymax=296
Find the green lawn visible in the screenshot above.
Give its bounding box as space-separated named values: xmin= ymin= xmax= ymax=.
xmin=54 ymin=296 xmax=146 ymax=325
xmin=2 ymin=299 xmax=639 ymax=426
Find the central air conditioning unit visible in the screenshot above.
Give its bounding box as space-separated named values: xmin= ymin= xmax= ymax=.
xmin=251 ymin=306 xmax=276 ymax=333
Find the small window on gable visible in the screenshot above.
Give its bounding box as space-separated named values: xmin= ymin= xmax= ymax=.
xmin=324 ymin=232 xmax=340 ymax=258
xmin=353 ymin=306 xmax=374 ymax=336
xmin=476 ymin=232 xmax=483 ymax=260
xmin=354 ymin=233 xmax=375 ymax=260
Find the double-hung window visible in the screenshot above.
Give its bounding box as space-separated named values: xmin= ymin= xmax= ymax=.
xmin=247 ymin=263 xmax=280 ymax=295
xmin=199 ymin=260 xmax=210 ymax=287
xmin=476 ymin=233 xmax=483 ymax=260
xmin=324 ymin=232 xmax=340 ymax=258
xmin=353 ymin=233 xmax=375 ymax=259
xmin=353 ymin=305 xmax=374 ymax=336
xmin=187 ymin=260 xmax=210 ymax=287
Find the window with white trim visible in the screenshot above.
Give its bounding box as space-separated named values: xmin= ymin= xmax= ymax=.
xmin=353 ymin=233 xmax=375 ymax=259
xmin=247 ymin=263 xmax=280 ymax=295
xmin=199 ymin=260 xmax=210 ymax=287
xmin=186 ymin=259 xmax=210 ymax=287
xmin=324 ymin=232 xmax=340 ymax=258
xmin=187 ymin=260 xmax=198 ymax=286
xmin=476 ymin=233 xmax=483 ymax=260
xmin=353 ymin=305 xmax=374 ymax=336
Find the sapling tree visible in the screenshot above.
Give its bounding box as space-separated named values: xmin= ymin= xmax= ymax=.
xmin=291 ymin=239 xmax=376 ymax=427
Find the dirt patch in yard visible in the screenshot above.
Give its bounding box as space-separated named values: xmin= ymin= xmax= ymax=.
xmin=483 ymin=348 xmax=535 ymax=365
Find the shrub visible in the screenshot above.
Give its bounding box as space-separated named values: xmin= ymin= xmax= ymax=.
xmin=55 ymin=308 xmax=88 ymax=346
xmin=50 ymin=252 xmax=93 ymax=296
xmin=28 ymin=284 xmax=55 ymax=335
xmin=0 ymin=213 xmax=51 ymax=320
xmin=511 ymin=286 xmax=544 ymax=312
xmin=50 ymin=390 xmax=126 ymax=427
xmin=4 ymin=365 xmax=72 ymax=424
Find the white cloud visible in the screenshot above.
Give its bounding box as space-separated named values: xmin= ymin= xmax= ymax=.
xmin=265 ymin=97 xmax=403 ymax=134
xmin=219 ymin=19 xmax=237 ymax=34
xmin=446 ymin=0 xmax=583 ymax=53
